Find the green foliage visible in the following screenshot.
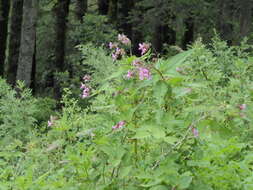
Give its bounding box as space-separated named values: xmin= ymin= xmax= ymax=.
xmin=2 ymin=38 xmax=253 ymax=189
xmin=0 ymin=79 xmax=37 ymax=142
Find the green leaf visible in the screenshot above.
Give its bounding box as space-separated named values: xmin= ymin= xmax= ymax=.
xmin=150 ymin=185 xmax=168 ymax=190
xmin=177 ymin=172 xmax=193 ymax=189
xmin=133 ymin=129 xmax=151 ymax=139
xmin=119 ymin=166 xmax=132 ymax=178
xmin=153 ymin=80 xmax=171 ymax=106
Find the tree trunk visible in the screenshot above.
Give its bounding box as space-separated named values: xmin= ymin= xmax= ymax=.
xmin=6 ymin=0 xmax=23 ymax=86
xmin=53 ymin=0 xmax=70 ymax=100
xmin=217 ymin=0 xmax=234 ymax=45
xmin=131 ymin=0 xmax=143 ymax=55
xmin=237 ymin=0 xmax=252 ymax=42
xmin=98 ymin=0 xmax=109 ymax=15
xmin=108 ymin=0 xmax=117 ymax=23
xmin=0 ymin=0 xmax=10 ymax=77
xmin=182 ymin=17 xmax=194 ymax=49
xmin=75 ymin=0 xmax=87 ymax=22
xmin=16 ymin=0 xmax=37 ymax=88
xmin=117 ymin=0 xmax=133 ymax=38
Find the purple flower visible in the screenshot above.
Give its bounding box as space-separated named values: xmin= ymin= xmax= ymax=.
xmin=132 ymin=59 xmax=142 ymax=67
xmin=192 ymin=128 xmax=199 ymax=138
xmin=138 ymin=67 xmax=152 ymax=80
xmin=109 ymin=42 xmax=118 ymax=49
xmin=81 ymin=86 xmax=90 ymax=98
xmin=125 ymin=70 xmax=135 ymax=79
xmin=112 ymin=53 xmax=118 ymax=61
xmin=83 ymin=75 xmax=91 ymax=82
xmin=112 ymin=121 xmax=126 ymax=130
xmin=112 ymin=48 xmax=125 ymax=61
xmin=138 ymin=43 xmax=150 ymax=55
xmin=80 ymin=83 xmax=87 ymax=89
xmin=118 ymin=34 xmax=131 ymax=45
xmin=48 ymin=120 xmax=53 ymax=127
xmin=176 ymin=67 xmax=183 ymax=73
xmin=239 ymin=104 xmax=247 ymax=111
xmin=47 ymin=116 xmax=58 ymax=127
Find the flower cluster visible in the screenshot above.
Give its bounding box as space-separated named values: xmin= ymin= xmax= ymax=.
xmin=112 ymin=121 xmax=126 ymax=130
xmin=48 ymin=116 xmax=58 ymax=127
xmin=192 ymin=127 xmax=199 ymax=138
xmin=125 ymin=59 xmax=152 ymax=80
xmin=138 ymin=67 xmax=152 ymax=80
xmin=112 ymin=47 xmax=126 ymax=61
xmin=80 ymin=75 xmax=91 ymax=98
xmin=109 ymin=33 xmax=131 ymax=61
xmin=239 ymin=104 xmax=246 ymax=111
xmin=138 ymin=43 xmax=150 ymax=55
xmin=118 ymin=34 xmax=131 ymax=45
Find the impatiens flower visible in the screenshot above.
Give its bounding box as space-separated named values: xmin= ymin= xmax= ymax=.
xmin=138 ymin=67 xmax=152 ymax=80
xmin=118 ymin=34 xmax=131 ymax=45
xmin=112 ymin=48 xmax=125 ymax=61
xmin=138 ymin=43 xmax=150 ymax=55
xmin=239 ymin=104 xmax=247 ymax=111
xmin=112 ymin=52 xmax=118 ymax=61
xmin=48 ymin=120 xmax=53 ymax=127
xmin=125 ymin=70 xmax=135 ymax=79
xmin=192 ymin=128 xmax=199 ymax=138
xmin=83 ymin=75 xmax=91 ymax=82
xmin=81 ymin=87 xmax=90 ymax=98
xmin=176 ymin=67 xmax=183 ymax=73
xmin=115 ymin=47 xmax=125 ymax=56
xmin=47 ymin=116 xmax=58 ymax=127
xmin=109 ymin=42 xmax=118 ymax=49
xmin=112 ymin=121 xmax=125 ymax=130
xmin=132 ymin=59 xmax=142 ymax=67
xmin=80 ymin=83 xmax=86 ymax=89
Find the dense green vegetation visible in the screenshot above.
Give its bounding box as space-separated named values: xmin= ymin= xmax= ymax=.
xmin=1 ymin=0 xmax=253 ymax=189
xmin=1 ymin=37 xmax=253 ymax=189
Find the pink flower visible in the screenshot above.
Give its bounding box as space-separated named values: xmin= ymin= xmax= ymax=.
xmin=138 ymin=67 xmax=152 ymax=80
xmin=112 ymin=52 xmax=118 ymax=61
xmin=192 ymin=128 xmax=199 ymax=138
xmin=112 ymin=48 xmax=125 ymax=61
xmin=80 ymin=83 xmax=87 ymax=89
xmin=176 ymin=67 xmax=183 ymax=73
xmin=48 ymin=120 xmax=53 ymax=127
xmin=132 ymin=59 xmax=142 ymax=67
xmin=118 ymin=34 xmax=131 ymax=45
xmin=81 ymin=87 xmax=90 ymax=98
xmin=83 ymin=75 xmax=91 ymax=82
xmin=109 ymin=42 xmax=118 ymax=49
xmin=125 ymin=70 xmax=135 ymax=79
xmin=138 ymin=43 xmax=150 ymax=55
xmin=239 ymin=104 xmax=247 ymax=110
xmin=47 ymin=116 xmax=58 ymax=127
xmin=112 ymin=121 xmax=126 ymax=130
xmin=116 ymin=47 xmax=125 ymax=56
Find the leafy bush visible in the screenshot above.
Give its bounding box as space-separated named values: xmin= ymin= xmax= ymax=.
xmin=0 ymin=79 xmax=37 ymax=142
xmin=2 ymin=38 xmax=253 ymax=189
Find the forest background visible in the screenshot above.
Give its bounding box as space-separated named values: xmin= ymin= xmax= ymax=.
xmin=1 ymin=0 xmax=253 ymax=99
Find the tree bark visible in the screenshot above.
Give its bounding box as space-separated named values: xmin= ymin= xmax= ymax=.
xmin=98 ymin=0 xmax=109 ymax=15
xmin=117 ymin=0 xmax=133 ymax=38
xmin=108 ymin=0 xmax=117 ymax=23
xmin=237 ymin=0 xmax=253 ymax=42
xmin=75 ymin=0 xmax=87 ymax=22
xmin=131 ymin=0 xmax=143 ymax=55
xmin=6 ymin=0 xmax=23 ymax=86
xmin=217 ymin=0 xmax=234 ymax=45
xmin=16 ymin=0 xmax=37 ymax=88
xmin=0 ymin=0 xmax=10 ymax=77
xmin=53 ymin=0 xmax=70 ymax=100
xmin=182 ymin=17 xmax=194 ymax=49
